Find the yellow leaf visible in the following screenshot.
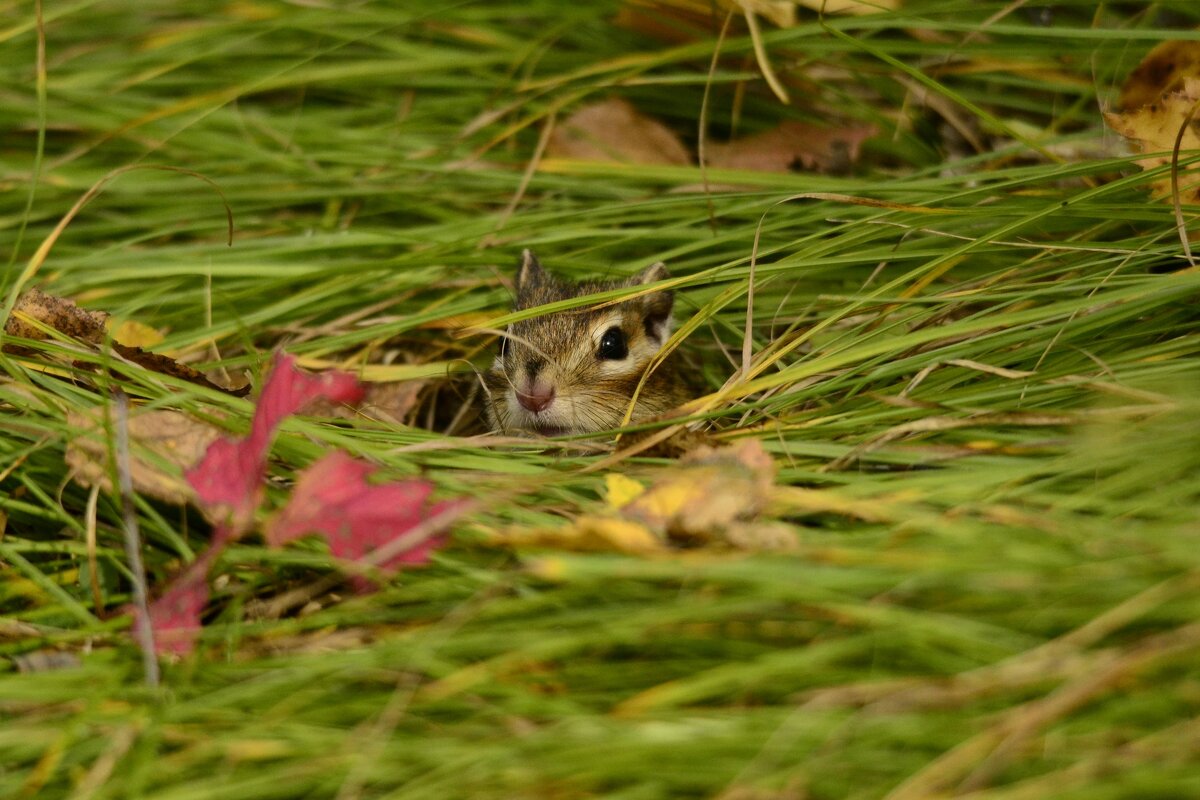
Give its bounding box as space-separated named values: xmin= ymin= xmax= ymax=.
xmin=573 ymin=516 xmax=664 ymax=554
xmin=527 ymin=556 xmax=570 ymax=582
xmin=107 ymin=319 xmax=164 ymax=349
xmin=1108 ymin=43 xmax=1200 ymax=205
xmin=604 ymin=473 xmax=645 ymax=509
xmin=486 ymin=515 xmax=664 ymax=555
xmin=631 ymin=477 xmax=701 ymax=521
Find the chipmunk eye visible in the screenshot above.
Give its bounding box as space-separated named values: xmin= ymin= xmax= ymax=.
xmin=597 ymin=326 xmax=628 ymax=360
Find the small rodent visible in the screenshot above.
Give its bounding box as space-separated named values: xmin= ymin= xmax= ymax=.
xmin=485 ymin=250 xmax=686 ymax=437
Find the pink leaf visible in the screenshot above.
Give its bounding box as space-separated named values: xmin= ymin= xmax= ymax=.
xmin=184 ymin=352 xmax=364 ymax=530
xmin=133 ymin=542 xmax=223 ymax=657
xmin=265 ymin=451 xmax=462 ymax=591
xmin=138 ymin=352 xmax=365 ymax=658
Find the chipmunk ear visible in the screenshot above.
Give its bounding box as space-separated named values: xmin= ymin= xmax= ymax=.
xmin=632 ymin=262 xmax=674 ymax=343
xmin=634 ymin=261 xmax=669 ymax=286
xmin=515 ymin=249 xmax=546 ymax=299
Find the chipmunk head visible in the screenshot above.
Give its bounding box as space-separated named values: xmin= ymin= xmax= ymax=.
xmin=485 ymin=250 xmax=675 ymax=437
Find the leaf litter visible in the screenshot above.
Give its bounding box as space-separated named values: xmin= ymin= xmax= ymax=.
xmin=3 ymin=286 xmax=248 ymax=395
xmin=547 ymin=97 xmax=875 ymax=175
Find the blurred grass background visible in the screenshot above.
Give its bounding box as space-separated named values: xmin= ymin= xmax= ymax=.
xmin=2 ymin=1 xmax=1200 ymax=798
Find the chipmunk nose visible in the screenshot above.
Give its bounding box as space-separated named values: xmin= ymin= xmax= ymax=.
xmin=516 ymin=382 xmax=556 ymax=414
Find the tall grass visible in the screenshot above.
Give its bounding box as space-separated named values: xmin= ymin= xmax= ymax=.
xmin=2 ymin=1 xmax=1199 ymax=798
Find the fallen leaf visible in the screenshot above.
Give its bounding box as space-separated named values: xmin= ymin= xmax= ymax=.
xmin=4 ymin=287 xmax=248 ymax=396
xmin=138 ymin=546 xmax=223 ymax=657
xmin=604 ymin=472 xmax=646 ymax=509
xmin=574 ymin=516 xmax=665 ymax=553
xmin=133 ymin=353 xmax=373 ymax=656
xmin=4 ymin=286 xmax=108 ymax=343
xmin=185 ymin=352 xmax=365 ymax=529
xmin=707 ymin=120 xmax=877 ymax=174
xmin=548 ymin=98 xmax=690 ymax=166
xmin=1105 ymin=76 xmax=1200 ymax=204
xmin=623 ymin=439 xmax=778 ymax=544
xmin=1118 ymin=40 xmax=1200 ymax=112
xmin=107 ymin=319 xmax=164 ymax=349
xmin=264 ymin=450 xmax=462 ymax=591
xmin=113 ymin=344 xmax=252 ymax=396
xmin=491 ymin=516 xmax=666 ymax=555
xmin=1108 ymin=42 xmax=1200 ymax=205
xmin=494 ymin=440 xmax=793 ymax=555
xmin=65 ymin=407 xmax=223 ymax=505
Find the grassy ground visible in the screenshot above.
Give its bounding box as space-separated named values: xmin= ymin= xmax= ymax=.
xmin=2 ymin=1 xmax=1200 ymax=798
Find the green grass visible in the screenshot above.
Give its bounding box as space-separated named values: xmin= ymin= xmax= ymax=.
xmin=3 ymin=1 xmax=1200 ymax=798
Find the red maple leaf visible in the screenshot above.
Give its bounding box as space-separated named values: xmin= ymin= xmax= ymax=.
xmin=265 ymin=451 xmax=466 ymax=591
xmin=184 ymin=351 xmax=364 ymax=530
xmin=134 ymin=542 xmax=223 ymax=657
xmin=137 ymin=352 xmax=370 ymax=656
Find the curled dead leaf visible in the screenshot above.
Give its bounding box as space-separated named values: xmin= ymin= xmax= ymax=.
xmin=5 ymin=286 xmax=109 ymax=344
xmin=1108 ymin=42 xmax=1200 ymax=205
xmin=4 ymin=287 xmax=248 ymax=396
xmin=1118 ymin=40 xmax=1200 ymax=112
xmin=1105 ymin=78 xmax=1200 ymax=204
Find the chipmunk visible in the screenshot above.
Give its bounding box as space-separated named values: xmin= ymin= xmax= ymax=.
xmin=485 ymin=250 xmax=687 ymax=437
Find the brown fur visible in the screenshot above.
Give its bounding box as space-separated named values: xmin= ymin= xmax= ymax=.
xmin=485 ymin=251 xmax=686 ymax=436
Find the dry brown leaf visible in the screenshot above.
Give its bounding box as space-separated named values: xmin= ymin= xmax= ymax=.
xmin=1118 ymin=40 xmax=1200 ymax=112
xmin=546 ymin=100 xmax=874 ymax=176
xmin=5 ymin=286 xmax=109 ymax=343
xmin=65 ymin=406 xmax=222 ymax=505
xmin=1105 ymin=76 xmax=1200 ymax=204
xmin=4 ymin=287 xmax=247 ymax=396
xmin=707 ymin=120 xmax=877 ymax=174
xmin=1108 ymin=42 xmax=1200 ymax=205
xmin=360 ymin=380 xmax=426 ymax=423
xmin=547 ymin=98 xmax=690 ymax=166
